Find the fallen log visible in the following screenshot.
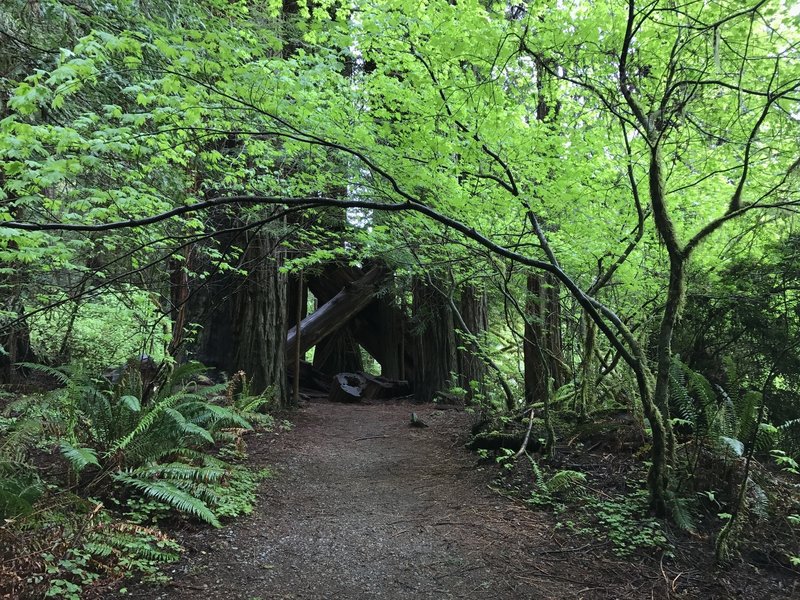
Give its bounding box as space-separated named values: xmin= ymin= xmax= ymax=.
xmin=286 ymin=360 xmax=331 ymax=393
xmin=466 ymin=431 xmax=543 ymax=453
xmin=329 ymin=372 xmax=366 ymax=403
xmin=328 ymin=371 xmax=412 ymax=403
xmin=286 ymin=267 xmax=385 ymax=358
xmin=360 ymin=372 xmax=411 ymax=399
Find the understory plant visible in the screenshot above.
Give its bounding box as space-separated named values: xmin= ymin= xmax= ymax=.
xmin=1 ymin=360 xmax=275 ymax=598
xmin=522 ymin=455 xmax=670 ymax=557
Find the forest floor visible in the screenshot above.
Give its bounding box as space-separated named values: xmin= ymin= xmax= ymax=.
xmin=113 ymin=399 xmax=798 ymax=600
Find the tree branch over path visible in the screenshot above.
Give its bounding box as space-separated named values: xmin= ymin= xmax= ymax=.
xmin=5 ymin=190 xmax=645 ymax=382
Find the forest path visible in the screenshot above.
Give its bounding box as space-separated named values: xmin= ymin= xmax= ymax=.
xmin=118 ymin=400 xmax=630 ymax=600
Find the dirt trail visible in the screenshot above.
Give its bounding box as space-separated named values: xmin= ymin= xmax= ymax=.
xmin=117 ymin=401 xmax=657 ymax=599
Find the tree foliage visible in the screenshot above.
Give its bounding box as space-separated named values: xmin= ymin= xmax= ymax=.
xmin=1 ymin=0 xmax=799 ymax=563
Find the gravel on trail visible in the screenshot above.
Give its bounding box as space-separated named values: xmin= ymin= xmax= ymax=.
xmin=120 ymin=399 xmax=782 ymax=600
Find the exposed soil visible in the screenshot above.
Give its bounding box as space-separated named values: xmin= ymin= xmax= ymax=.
xmin=114 ymin=399 xmax=799 ymax=600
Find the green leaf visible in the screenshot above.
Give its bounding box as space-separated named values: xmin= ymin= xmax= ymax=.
xmin=121 ymin=395 xmax=141 ymax=412
xmin=60 ymin=443 xmax=100 ymax=472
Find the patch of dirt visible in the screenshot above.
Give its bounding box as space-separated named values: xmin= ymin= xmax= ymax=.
xmin=114 ymin=400 xmax=799 ymax=600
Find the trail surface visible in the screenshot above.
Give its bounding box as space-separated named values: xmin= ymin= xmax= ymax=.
xmin=116 ymin=400 xmax=721 ymax=599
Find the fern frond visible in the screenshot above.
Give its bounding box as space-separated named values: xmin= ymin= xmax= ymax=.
xmin=107 ymin=393 xmax=184 ymax=456
xmin=688 ymin=370 xmax=715 ymax=410
xmin=0 ymin=417 xmax=42 ymax=461
xmin=167 ymin=362 xmax=210 ymax=388
xmin=131 ymin=463 xmax=226 ymax=483
xmin=735 ymin=391 xmax=761 ymax=441
xmin=669 ymin=358 xmax=696 ymax=423
xmin=545 ymin=470 xmax=586 ymax=496
xmin=553 ymin=381 xmax=578 ymax=407
xmin=204 ymin=405 xmax=252 ymax=430
xmin=164 ymin=449 xmax=228 ymax=468
xmin=755 ymin=423 xmax=779 ymax=452
xmin=235 ymin=395 xmax=272 ymax=414
xmin=15 ymin=362 xmax=70 ymax=384
xmin=0 ymin=462 xmax=43 ymax=519
xmin=80 ymin=388 xmax=114 ymax=446
xmin=670 ymin=496 xmax=697 ymax=533
xmin=60 ymin=442 xmax=100 ymax=472
xmin=174 ymin=480 xmax=225 ymax=506
xmin=163 ymin=408 xmax=215 ymax=444
xmin=113 ymin=473 xmax=220 ymax=527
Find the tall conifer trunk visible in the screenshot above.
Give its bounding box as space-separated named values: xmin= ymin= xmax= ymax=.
xmin=523 ymin=272 xmax=565 ymax=404
xmin=456 ymin=285 xmax=488 ymax=402
xmin=231 ymin=228 xmax=288 ymax=403
xmin=410 ymin=279 xmax=457 ymax=403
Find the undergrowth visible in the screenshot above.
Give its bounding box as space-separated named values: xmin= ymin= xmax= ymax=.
xmin=476 ymin=385 xmax=799 ymax=570
xmin=519 ymin=455 xmax=671 ymax=557
xmin=0 ymin=361 xmax=280 ymax=599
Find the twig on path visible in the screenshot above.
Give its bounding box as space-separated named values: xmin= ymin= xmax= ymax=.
xmin=535 ymin=541 xmax=605 ymax=555
xmin=434 ymin=563 xmax=485 ymax=581
xmin=514 ymin=406 xmax=536 ymax=459
xmin=515 ymin=563 xmax=595 ymax=586
xmin=353 ymin=434 xmax=389 ymax=441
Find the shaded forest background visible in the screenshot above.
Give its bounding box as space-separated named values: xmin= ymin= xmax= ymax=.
xmin=0 ymin=0 xmax=799 ymax=597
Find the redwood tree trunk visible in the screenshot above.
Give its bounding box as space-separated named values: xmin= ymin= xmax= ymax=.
xmin=409 ymin=279 xmax=457 ymax=403
xmin=456 ymin=285 xmax=488 ymax=402
xmin=524 ymin=272 xmax=566 ymax=404
xmin=232 ymin=228 xmax=288 ymax=403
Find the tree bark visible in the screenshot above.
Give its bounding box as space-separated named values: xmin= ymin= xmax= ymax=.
xmin=524 ymin=272 xmax=566 ymax=404
xmin=285 ymin=266 xmax=385 ymax=358
xmin=313 ymin=329 xmax=364 ymax=375
xmin=231 ymin=227 xmax=288 ymax=403
xmin=456 ymin=285 xmax=488 ymax=402
xmin=409 ymin=279 xmax=457 ymax=403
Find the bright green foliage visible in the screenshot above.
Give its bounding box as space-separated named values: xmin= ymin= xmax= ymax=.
xmin=0 ymin=356 xmax=278 ymax=597
xmin=29 ymin=291 xmax=170 ymax=369
xmin=587 ymin=492 xmax=671 ymax=557
xmin=1 ymin=0 xmax=799 ymax=580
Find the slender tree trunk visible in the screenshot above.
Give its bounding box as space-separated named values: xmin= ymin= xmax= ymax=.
xmin=167 ymin=247 xmax=191 ymax=361
xmin=653 ymin=257 xmax=683 ymax=462
xmin=292 ymin=271 xmax=303 ymax=404
xmin=645 ymin=141 xmax=681 ymax=513
xmin=456 ymin=285 xmax=488 ymax=402
xmin=577 ymin=314 xmax=596 ymax=417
